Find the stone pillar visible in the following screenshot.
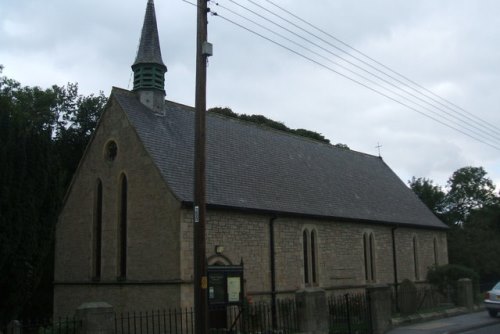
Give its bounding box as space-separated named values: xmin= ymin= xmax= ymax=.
xmin=75 ymin=302 xmax=114 ymax=334
xmin=295 ymin=288 xmax=328 ymax=334
xmin=7 ymin=320 xmax=22 ymax=334
xmin=456 ymin=278 xmax=473 ymax=310
xmin=367 ymin=284 xmax=392 ymax=334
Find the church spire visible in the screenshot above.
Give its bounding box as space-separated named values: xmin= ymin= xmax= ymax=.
xmin=132 ymin=0 xmax=167 ymax=113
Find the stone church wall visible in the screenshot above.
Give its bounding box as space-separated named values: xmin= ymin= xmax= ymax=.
xmin=54 ymin=99 xmax=184 ymax=317
xmin=179 ymin=209 xmax=448 ymax=304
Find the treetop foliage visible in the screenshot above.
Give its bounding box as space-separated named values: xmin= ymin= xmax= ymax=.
xmin=409 ymin=166 xmax=499 ymax=225
xmin=0 ymin=68 xmax=106 ymax=323
xmin=410 ymin=166 xmax=500 ymax=287
xmin=208 ymin=106 xmax=350 ymax=149
xmin=445 ymin=166 xmax=498 ymax=224
xmin=408 ymin=176 xmax=445 ymax=215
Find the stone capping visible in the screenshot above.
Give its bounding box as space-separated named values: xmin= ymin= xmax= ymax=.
xmin=75 ymin=302 xmax=114 ymax=334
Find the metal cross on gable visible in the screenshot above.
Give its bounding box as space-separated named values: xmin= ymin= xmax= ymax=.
xmin=376 ymin=142 xmax=382 ymax=157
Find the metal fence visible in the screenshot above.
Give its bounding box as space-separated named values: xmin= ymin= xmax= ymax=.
xmin=328 ymin=292 xmax=372 ymax=334
xmin=114 ymin=300 xmax=298 ymax=334
xmin=114 ymin=309 xmax=194 ymax=334
xmin=392 ymin=285 xmax=455 ymax=315
xmin=3 ymin=318 xmax=81 ymax=334
xmin=223 ymin=299 xmax=298 ymax=334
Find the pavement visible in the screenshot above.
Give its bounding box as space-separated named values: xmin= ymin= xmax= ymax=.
xmin=387 ymin=307 xmax=500 ymax=334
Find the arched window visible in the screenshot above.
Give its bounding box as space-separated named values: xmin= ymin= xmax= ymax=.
xmin=303 ymin=230 xmax=309 ymax=284
xmin=369 ymin=233 xmax=376 ymax=281
xmin=118 ymin=174 xmax=128 ymax=279
xmin=364 ymin=232 xmax=376 ymax=282
xmin=433 ymin=237 xmax=438 ymax=265
xmin=303 ymin=228 xmax=318 ymax=286
xmin=311 ymin=230 xmax=317 ymax=284
xmin=93 ymin=179 xmax=103 ymax=279
xmin=413 ymin=236 xmax=420 ymax=280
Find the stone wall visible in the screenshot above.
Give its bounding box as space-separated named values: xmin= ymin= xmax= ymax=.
xmin=54 ymin=285 xmax=182 ymax=318
xmin=180 ymin=209 xmax=449 ymax=306
xmin=54 ymin=97 xmax=183 ymax=317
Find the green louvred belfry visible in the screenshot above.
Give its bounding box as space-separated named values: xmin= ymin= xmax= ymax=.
xmin=132 ymin=0 xmax=167 ymax=92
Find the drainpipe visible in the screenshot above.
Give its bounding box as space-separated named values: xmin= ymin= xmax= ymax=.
xmin=269 ymin=216 xmax=277 ymax=330
xmin=392 ymin=226 xmax=399 ymax=312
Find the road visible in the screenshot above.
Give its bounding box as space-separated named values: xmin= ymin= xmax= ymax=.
xmin=387 ymin=311 xmax=500 ymax=334
xmin=460 ymin=322 xmax=500 ymax=334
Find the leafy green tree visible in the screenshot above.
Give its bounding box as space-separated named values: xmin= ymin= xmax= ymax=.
xmin=333 ymin=143 xmax=350 ymax=150
xmin=447 ymin=205 xmax=500 ymax=285
xmin=0 ymin=68 xmax=106 ymax=323
xmin=427 ymin=264 xmax=479 ymax=296
xmin=408 ymin=177 xmax=445 ymax=215
xmin=443 ymin=166 xmax=499 ymax=225
xmin=410 ymin=167 xmax=500 ymax=287
xmin=0 ymin=74 xmax=61 ymax=322
xmin=55 ymin=86 xmax=107 ymax=183
xmin=208 ymin=106 xmax=349 ymax=147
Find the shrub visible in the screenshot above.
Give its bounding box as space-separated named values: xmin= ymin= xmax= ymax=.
xmin=427 ymin=264 xmax=479 ymax=295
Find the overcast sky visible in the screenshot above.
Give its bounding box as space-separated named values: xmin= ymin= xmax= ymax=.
xmin=1 ymin=0 xmax=500 ymax=190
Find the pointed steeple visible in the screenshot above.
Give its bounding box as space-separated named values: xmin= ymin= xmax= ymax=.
xmin=132 ymin=0 xmax=167 ymax=113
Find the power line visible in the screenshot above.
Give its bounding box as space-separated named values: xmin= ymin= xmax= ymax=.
xmin=211 ymin=11 xmax=500 ymax=151
xmin=180 ymin=0 xmax=500 ymax=150
xmin=180 ymin=0 xmax=197 ymax=8
xmin=213 ymin=0 xmax=500 ymax=145
xmin=259 ymin=0 xmax=500 ymax=138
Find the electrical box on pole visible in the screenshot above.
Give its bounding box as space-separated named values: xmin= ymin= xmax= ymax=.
xmin=202 ymin=42 xmax=213 ymax=57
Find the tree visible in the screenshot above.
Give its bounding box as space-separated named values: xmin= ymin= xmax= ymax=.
xmin=55 ymin=87 xmax=107 ymax=183
xmin=410 ymin=167 xmax=500 ymax=286
xmin=0 ymin=68 xmax=106 ymax=322
xmin=443 ymin=166 xmax=499 ymax=225
xmin=0 ymin=74 xmax=62 ymax=322
xmin=208 ymin=106 xmax=349 ymax=147
xmin=447 ymin=204 xmax=500 ymax=285
xmin=408 ymin=177 xmax=445 ymax=215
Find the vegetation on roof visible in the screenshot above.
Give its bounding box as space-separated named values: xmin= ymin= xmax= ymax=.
xmin=208 ymin=107 xmax=349 ymax=150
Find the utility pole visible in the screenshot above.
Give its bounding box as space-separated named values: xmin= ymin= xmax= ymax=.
xmin=194 ymin=0 xmax=210 ymax=333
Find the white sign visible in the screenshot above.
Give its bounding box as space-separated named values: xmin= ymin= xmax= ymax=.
xmin=227 ymin=277 xmax=241 ymax=302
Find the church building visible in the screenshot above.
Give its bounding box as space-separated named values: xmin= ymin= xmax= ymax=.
xmin=53 ymin=0 xmax=448 ymax=317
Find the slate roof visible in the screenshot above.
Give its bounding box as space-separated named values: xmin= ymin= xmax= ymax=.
xmin=133 ymin=0 xmax=165 ymax=67
xmin=113 ymin=88 xmax=447 ymax=230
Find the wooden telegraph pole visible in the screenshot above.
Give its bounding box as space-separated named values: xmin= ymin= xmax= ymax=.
xmin=194 ymin=0 xmax=210 ymax=334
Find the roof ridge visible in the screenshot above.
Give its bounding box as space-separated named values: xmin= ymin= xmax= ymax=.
xmin=111 ymin=86 xmax=135 ymax=96
xmin=164 ymin=99 xmax=194 ymax=111
xmin=117 ymin=94 xmax=379 ymax=160
xmin=205 ymin=108 xmax=380 ymax=159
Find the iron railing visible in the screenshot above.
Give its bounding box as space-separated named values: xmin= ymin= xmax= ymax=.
xmin=114 ymin=300 xmax=298 ymax=334
xmin=114 ymin=309 xmax=194 ymax=334
xmin=328 ymin=292 xmax=372 ymax=334
xmin=225 ymin=299 xmax=298 ymax=334
xmin=392 ymin=285 xmax=455 ymax=315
